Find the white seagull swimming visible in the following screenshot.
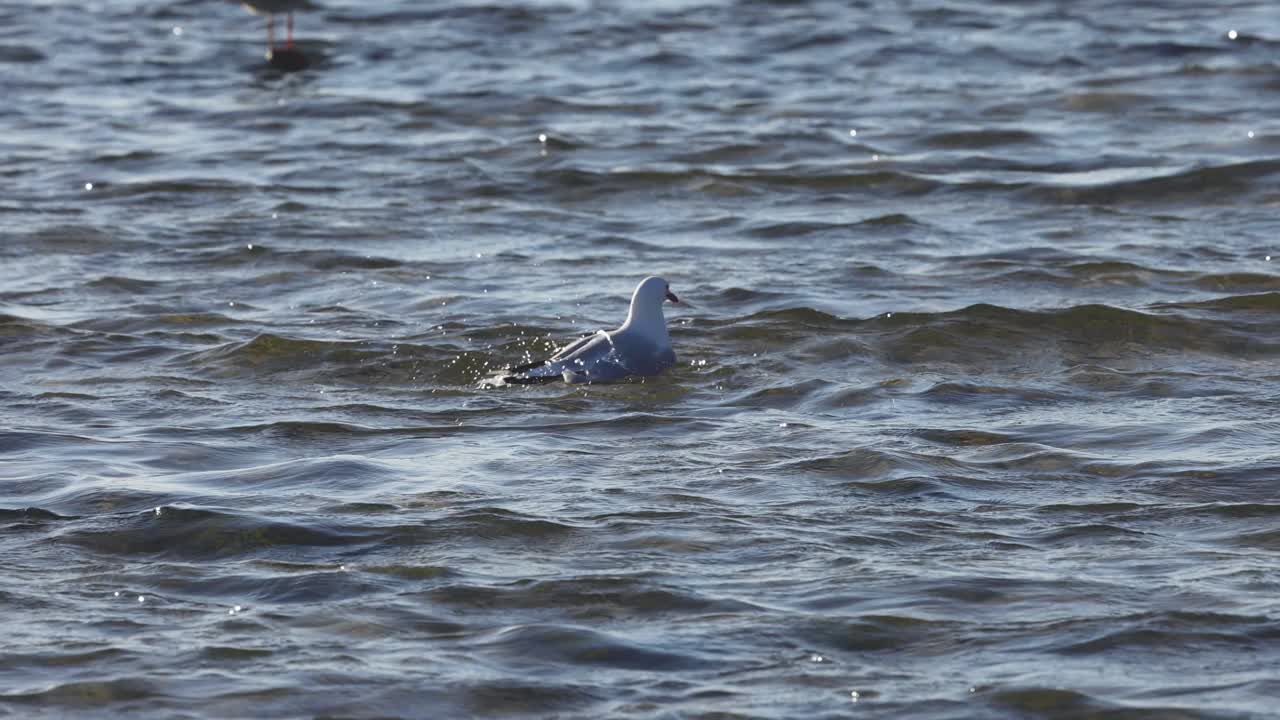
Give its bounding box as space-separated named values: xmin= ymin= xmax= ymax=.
xmin=500 ymin=276 xmax=680 ymax=385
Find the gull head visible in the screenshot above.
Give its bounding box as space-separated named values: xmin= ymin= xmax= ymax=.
xmin=633 ymin=275 xmax=678 ymax=307
xmin=625 ymin=276 xmax=679 ymax=332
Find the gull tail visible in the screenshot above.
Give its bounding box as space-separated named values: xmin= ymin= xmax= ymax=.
xmin=500 ymin=358 xmax=563 ymax=385
xmin=502 ymin=373 xmax=562 ymax=385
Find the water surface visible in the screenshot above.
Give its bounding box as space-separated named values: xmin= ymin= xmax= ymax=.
xmin=3 ymin=1 xmax=1280 ymax=717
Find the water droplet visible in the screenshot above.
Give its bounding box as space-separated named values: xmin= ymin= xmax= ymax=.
xmin=538 ymin=133 xmax=547 ymax=143
xmin=1266 ymin=255 xmax=1272 ymax=261
xmin=1228 ymin=29 xmax=1238 ymax=40
xmin=809 ymin=653 xmax=824 ymax=663
xmin=779 ymin=422 xmax=789 ymax=428
xmin=113 ymin=591 xmax=121 ymax=597
xmin=83 ymin=182 xmax=93 ymax=191
xmin=154 ymin=506 xmax=162 ymax=516
xmin=871 ymin=154 xmax=880 ymax=161
xmin=850 ymin=690 xmax=860 ymax=702
xmin=848 ymin=129 xmax=857 ymax=137
xmin=1247 ymin=131 xmax=1255 ymax=139
xmin=246 ymin=243 xmax=254 ymax=250
xmin=172 ymin=26 xmax=183 ymax=36
xmin=137 ymin=595 xmax=146 ymax=603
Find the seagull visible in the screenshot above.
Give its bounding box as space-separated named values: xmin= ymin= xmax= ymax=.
xmin=239 ymin=0 xmax=316 ymax=54
xmin=500 ymin=276 xmax=681 ymax=385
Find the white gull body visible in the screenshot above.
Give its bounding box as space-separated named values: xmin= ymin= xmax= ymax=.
xmin=502 ymin=276 xmax=680 ymax=385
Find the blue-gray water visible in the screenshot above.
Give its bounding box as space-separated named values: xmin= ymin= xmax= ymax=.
xmin=3 ymin=1 xmax=1280 ymax=717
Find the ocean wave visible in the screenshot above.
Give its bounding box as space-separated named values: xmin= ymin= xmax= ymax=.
xmin=1 ymin=678 xmax=158 ymax=709
xmin=59 ymin=505 xmax=369 ymax=560
xmin=797 ymin=614 xmax=957 ymax=653
xmin=1029 ymin=159 xmax=1280 ymax=204
xmin=921 ymin=128 xmax=1045 ymax=149
xmin=869 ymin=301 xmax=1279 ymax=363
xmin=182 ymin=333 xmax=386 ymax=376
xmin=1157 ymin=291 xmax=1280 ymax=313
xmin=479 ymin=623 xmax=711 ymax=672
xmin=536 ymin=165 xmax=943 ymax=196
xmin=424 ymin=576 xmax=749 ymax=618
xmin=1050 ymin=610 xmax=1279 ymax=656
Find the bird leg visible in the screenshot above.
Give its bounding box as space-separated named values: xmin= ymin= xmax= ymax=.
xmin=266 ymin=14 xmax=275 ymax=51
xmin=286 ymin=12 xmax=294 ymax=49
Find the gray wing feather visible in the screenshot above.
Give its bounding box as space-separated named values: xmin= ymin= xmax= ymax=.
xmin=549 ymin=332 xmax=602 ymax=362
xmin=503 ymin=329 xmax=675 ymax=385
xmin=508 ymin=331 xmax=612 ymax=381
xmin=550 ymin=332 xmax=614 ymax=375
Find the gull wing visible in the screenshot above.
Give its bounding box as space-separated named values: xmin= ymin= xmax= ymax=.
xmin=503 ymin=331 xmax=614 ymax=384
xmin=505 ymin=331 xmax=597 ymax=374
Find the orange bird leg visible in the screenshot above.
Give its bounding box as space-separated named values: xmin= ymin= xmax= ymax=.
xmin=286 ymin=13 xmax=295 ymax=49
